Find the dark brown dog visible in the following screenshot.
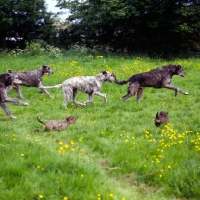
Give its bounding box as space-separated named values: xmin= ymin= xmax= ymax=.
xmin=0 ymin=72 xmax=28 ymax=119
xmin=7 ymin=65 xmax=54 ymax=99
xmin=37 ymin=116 xmax=76 ymax=131
xmin=155 ymin=111 xmax=169 ymax=127
xmin=115 ymin=64 xmax=188 ymax=103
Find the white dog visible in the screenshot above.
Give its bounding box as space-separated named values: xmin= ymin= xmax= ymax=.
xmin=40 ymin=71 xmax=116 ymax=106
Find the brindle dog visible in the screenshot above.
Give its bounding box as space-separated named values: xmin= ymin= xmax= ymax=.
xmin=155 ymin=111 xmax=169 ymax=127
xmin=115 ymin=64 xmax=188 ymax=103
xmin=39 ymin=71 xmax=116 ymax=106
xmin=37 ymin=116 xmax=76 ymax=131
xmin=0 ymin=73 xmax=28 ymax=119
xmin=7 ymin=65 xmax=54 ymax=98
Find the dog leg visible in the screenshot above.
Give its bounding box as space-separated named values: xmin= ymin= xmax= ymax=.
xmin=38 ymin=83 xmax=53 ymax=98
xmin=72 ymin=88 xmax=86 ymax=106
xmin=136 ymin=88 xmax=144 ymax=103
xmin=0 ymin=102 xmax=17 ymax=119
xmin=62 ymin=87 xmax=73 ymax=107
xmin=40 ymin=88 xmax=54 ymax=98
xmin=5 ymin=97 xmax=29 ymax=106
xmin=122 ymin=93 xmax=135 ymax=102
xmin=164 ymin=84 xmax=188 ymax=96
xmin=84 ymin=93 xmax=93 ymax=105
xmin=6 ymin=86 xmax=13 ymax=93
xmin=122 ymin=84 xmax=137 ymax=102
xmin=93 ymin=91 xmax=107 ymax=102
xmin=14 ymin=85 xmax=24 ymax=99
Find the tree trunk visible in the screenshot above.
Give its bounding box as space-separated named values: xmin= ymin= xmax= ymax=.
xmin=0 ymin=31 xmax=6 ymax=49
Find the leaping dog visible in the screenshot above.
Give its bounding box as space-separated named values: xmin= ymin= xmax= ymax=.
xmin=115 ymin=64 xmax=188 ymax=103
xmin=7 ymin=65 xmax=54 ymax=98
xmin=0 ymin=72 xmax=28 ymax=119
xmin=39 ymin=71 xmax=116 ymax=106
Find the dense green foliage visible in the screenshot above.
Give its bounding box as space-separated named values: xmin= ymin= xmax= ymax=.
xmin=1 ymin=0 xmax=200 ymax=58
xmin=57 ymin=0 xmax=200 ymax=57
xmin=0 ymin=0 xmax=54 ymax=49
xmin=0 ymin=51 xmax=200 ymax=199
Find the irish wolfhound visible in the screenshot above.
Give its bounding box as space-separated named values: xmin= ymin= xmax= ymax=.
xmin=155 ymin=111 xmax=169 ymax=127
xmin=0 ymin=72 xmax=28 ymax=119
xmin=39 ymin=71 xmax=116 ymax=106
xmin=7 ymin=65 xmax=54 ymax=98
xmin=37 ymin=116 xmax=76 ymax=131
xmin=115 ymin=64 xmax=188 ymax=103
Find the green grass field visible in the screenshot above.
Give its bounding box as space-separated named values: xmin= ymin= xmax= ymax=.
xmin=0 ymin=51 xmax=200 ymax=200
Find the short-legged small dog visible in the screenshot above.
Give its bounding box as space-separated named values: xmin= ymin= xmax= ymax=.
xmin=7 ymin=65 xmax=54 ymax=98
xmin=115 ymin=64 xmax=188 ymax=103
xmin=37 ymin=116 xmax=76 ymax=131
xmin=0 ymin=73 xmax=28 ymax=119
xmin=155 ymin=111 xmax=169 ymax=127
xmin=39 ymin=71 xmax=116 ymax=106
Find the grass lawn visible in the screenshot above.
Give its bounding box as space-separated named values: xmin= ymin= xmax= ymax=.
xmin=0 ymin=51 xmax=200 ymax=200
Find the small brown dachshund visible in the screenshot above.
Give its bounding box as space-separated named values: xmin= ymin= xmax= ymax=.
xmin=37 ymin=116 xmax=76 ymax=131
xmin=155 ymin=111 xmax=169 ymax=127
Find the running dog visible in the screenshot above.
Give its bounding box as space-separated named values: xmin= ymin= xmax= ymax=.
xmin=7 ymin=65 xmax=54 ymax=98
xmin=39 ymin=71 xmax=116 ymax=106
xmin=155 ymin=111 xmax=169 ymax=127
xmin=37 ymin=116 xmax=76 ymax=131
xmin=0 ymin=72 xmax=28 ymax=119
xmin=115 ymin=64 xmax=188 ymax=103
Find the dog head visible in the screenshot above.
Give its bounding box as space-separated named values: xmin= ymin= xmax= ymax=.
xmin=4 ymin=72 xmax=22 ymax=86
xmin=175 ymin=65 xmax=186 ymax=77
xmin=12 ymin=74 xmax=23 ymax=86
xmin=155 ymin=111 xmax=169 ymax=127
xmin=101 ymin=71 xmax=116 ymax=83
xmin=65 ymin=116 xmax=76 ymax=124
xmin=42 ymin=65 xmax=54 ymax=76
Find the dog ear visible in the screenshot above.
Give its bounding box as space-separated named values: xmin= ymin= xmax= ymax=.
xmin=176 ymin=65 xmax=182 ymax=69
xmin=101 ymin=71 xmax=107 ymax=75
xmin=111 ymin=72 xmax=116 ymax=78
xmin=156 ymin=112 xmax=159 ymax=118
xmin=7 ymin=73 xmax=12 ymax=78
xmin=42 ymin=65 xmax=48 ymax=69
xmin=65 ymin=116 xmax=70 ymax=121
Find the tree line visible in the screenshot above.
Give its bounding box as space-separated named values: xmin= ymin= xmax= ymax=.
xmin=1 ymin=0 xmax=200 ymax=58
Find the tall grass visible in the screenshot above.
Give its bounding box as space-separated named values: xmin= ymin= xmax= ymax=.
xmin=0 ymin=51 xmax=200 ymax=200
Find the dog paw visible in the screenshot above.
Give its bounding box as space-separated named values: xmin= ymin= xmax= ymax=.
xmin=184 ymin=92 xmax=189 ymax=95
xmin=22 ymin=102 xmax=29 ymax=106
xmin=10 ymin=115 xmax=17 ymax=119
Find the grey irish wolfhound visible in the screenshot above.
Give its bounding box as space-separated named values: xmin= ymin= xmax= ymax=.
xmin=0 ymin=72 xmax=28 ymax=119
xmin=115 ymin=64 xmax=188 ymax=103
xmin=40 ymin=71 xmax=116 ymax=106
xmin=7 ymin=65 xmax=54 ymax=98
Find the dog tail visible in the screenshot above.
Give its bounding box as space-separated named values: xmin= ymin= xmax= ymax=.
xmin=37 ymin=116 xmax=45 ymax=124
xmin=115 ymin=78 xmax=130 ymax=85
xmin=40 ymin=84 xmax=63 ymax=89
